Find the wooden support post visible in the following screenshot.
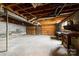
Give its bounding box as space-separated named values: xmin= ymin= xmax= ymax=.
xmin=35 ymin=25 xmax=38 ymax=35
xmin=35 ymin=25 xmax=40 ymax=35
xmin=26 ymin=26 xmax=28 ymax=35
xmin=39 ymin=25 xmax=42 ymax=35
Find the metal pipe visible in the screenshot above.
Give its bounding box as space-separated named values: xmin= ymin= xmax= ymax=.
xmin=54 ymin=6 xmax=60 ymax=16
xmin=60 ymin=10 xmax=79 ymax=23
xmin=56 ymin=4 xmax=67 ymax=16
xmin=4 ymin=8 xmax=8 ymax=52
xmin=0 ymin=6 xmax=34 ymax=25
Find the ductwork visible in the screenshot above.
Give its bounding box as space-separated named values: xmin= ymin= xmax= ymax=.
xmin=0 ymin=6 xmax=34 ymax=25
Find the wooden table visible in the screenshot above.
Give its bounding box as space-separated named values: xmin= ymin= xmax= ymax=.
xmin=60 ymin=31 xmax=79 ymax=55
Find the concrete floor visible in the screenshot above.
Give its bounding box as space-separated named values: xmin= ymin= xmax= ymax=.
xmin=0 ymin=34 xmax=67 ymax=56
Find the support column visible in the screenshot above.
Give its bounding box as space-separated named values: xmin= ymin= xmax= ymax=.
xmin=39 ymin=25 xmax=42 ymax=35
xmin=4 ymin=8 xmax=8 ymax=52
xmin=35 ymin=25 xmax=40 ymax=35
xmin=35 ymin=25 xmax=38 ymax=35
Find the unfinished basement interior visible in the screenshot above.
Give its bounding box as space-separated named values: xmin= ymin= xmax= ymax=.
xmin=0 ymin=3 xmax=79 ymax=56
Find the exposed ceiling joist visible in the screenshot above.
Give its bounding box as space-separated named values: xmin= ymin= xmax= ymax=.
xmin=16 ymin=4 xmax=49 ymax=12
xmin=22 ymin=8 xmax=55 ymax=15
xmin=2 ymin=3 xmax=79 ymax=26
xmin=5 ymin=4 xmax=16 ymax=7
xmin=17 ymin=7 xmax=33 ymax=11
xmin=62 ymin=7 xmax=79 ymax=13
xmin=20 ymin=4 xmax=79 ymax=16
xmin=16 ymin=4 xmax=36 ymax=17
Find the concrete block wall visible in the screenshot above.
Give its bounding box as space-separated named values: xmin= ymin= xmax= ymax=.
xmin=0 ymin=21 xmax=26 ymax=36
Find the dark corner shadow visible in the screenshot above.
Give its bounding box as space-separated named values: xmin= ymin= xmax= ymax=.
xmin=49 ymin=46 xmax=68 ymax=56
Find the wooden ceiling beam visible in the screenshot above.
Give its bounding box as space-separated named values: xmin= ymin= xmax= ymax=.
xmin=23 ymin=12 xmax=51 ymax=18
xmin=3 ymin=3 xmax=79 ymax=20
xmin=17 ymin=4 xmax=48 ymax=12
xmin=15 ymin=4 xmax=36 ymax=17
xmin=21 ymin=5 xmax=79 ymax=15
xmin=23 ymin=11 xmax=52 ymax=16
xmin=14 ymin=4 xmax=38 ymax=25
xmin=62 ymin=7 xmax=79 ymax=13
xmin=17 ymin=4 xmax=78 ymax=12
xmin=22 ymin=8 xmax=55 ymax=15
xmin=9 ymin=4 xmax=79 ymax=14
xmin=37 ymin=12 xmax=53 ymax=18
xmin=21 ymin=9 xmax=78 ymax=18
xmin=35 ymin=12 xmax=52 ymax=16
xmin=5 ymin=4 xmax=79 ymax=12
xmin=23 ymin=10 xmax=72 ymax=18
xmin=38 ymin=13 xmax=70 ymax=18
xmin=17 ymin=6 xmax=33 ymax=11
xmin=5 ymin=4 xmax=16 ymax=7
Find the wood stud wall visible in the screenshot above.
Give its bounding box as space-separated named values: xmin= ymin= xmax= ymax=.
xmin=41 ymin=25 xmax=56 ymax=36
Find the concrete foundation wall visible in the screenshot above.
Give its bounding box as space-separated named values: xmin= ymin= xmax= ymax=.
xmin=0 ymin=21 xmax=26 ymax=35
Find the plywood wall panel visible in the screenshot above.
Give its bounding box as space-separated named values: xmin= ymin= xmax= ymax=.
xmin=26 ymin=25 xmax=56 ymax=36
xmin=26 ymin=26 xmax=36 ymax=35
xmin=41 ymin=25 xmax=56 ymax=36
